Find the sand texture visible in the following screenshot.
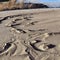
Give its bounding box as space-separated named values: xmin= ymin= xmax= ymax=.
xmin=0 ymin=9 xmax=60 ymax=60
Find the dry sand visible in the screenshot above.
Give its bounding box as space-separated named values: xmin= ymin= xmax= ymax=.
xmin=0 ymin=8 xmax=60 ymax=60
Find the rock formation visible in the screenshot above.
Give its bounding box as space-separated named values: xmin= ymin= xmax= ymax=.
xmin=24 ymin=3 xmax=48 ymax=9
xmin=0 ymin=0 xmax=48 ymax=11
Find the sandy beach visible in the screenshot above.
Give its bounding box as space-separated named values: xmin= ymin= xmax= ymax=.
xmin=0 ymin=8 xmax=60 ymax=60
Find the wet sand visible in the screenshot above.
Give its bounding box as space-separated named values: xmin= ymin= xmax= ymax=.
xmin=0 ymin=8 xmax=60 ymax=60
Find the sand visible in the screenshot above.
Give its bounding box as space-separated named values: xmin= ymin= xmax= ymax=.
xmin=0 ymin=8 xmax=60 ymax=60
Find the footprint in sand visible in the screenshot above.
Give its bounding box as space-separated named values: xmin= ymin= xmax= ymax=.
xmin=0 ymin=42 xmax=17 ymax=56
xmin=30 ymin=40 xmax=56 ymax=52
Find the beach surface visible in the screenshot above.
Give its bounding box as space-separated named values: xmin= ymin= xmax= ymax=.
xmin=0 ymin=8 xmax=60 ymax=60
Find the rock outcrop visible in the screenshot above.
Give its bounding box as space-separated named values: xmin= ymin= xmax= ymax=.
xmin=24 ymin=3 xmax=48 ymax=9
xmin=0 ymin=0 xmax=48 ymax=11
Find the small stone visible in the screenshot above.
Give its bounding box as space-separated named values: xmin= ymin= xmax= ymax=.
xmin=42 ymin=33 xmax=49 ymax=40
xmin=30 ymin=40 xmax=36 ymax=44
xmin=11 ymin=28 xmax=20 ymax=34
xmin=5 ymin=23 xmax=11 ymax=27
xmin=12 ymin=19 xmax=15 ymax=22
xmin=11 ymin=38 xmax=16 ymax=42
xmin=11 ymin=28 xmax=15 ymax=32
xmin=15 ymin=30 xmax=20 ymax=34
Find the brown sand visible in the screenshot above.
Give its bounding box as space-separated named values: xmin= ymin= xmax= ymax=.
xmin=0 ymin=8 xmax=60 ymax=60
